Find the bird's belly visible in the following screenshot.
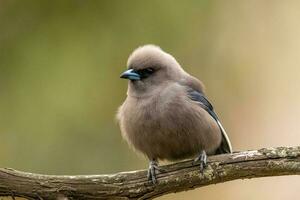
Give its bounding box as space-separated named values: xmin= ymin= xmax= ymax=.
xmin=124 ymin=102 xmax=221 ymax=161
xmin=140 ymin=129 xmax=200 ymax=160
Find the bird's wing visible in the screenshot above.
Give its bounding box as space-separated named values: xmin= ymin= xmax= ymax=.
xmin=187 ymin=89 xmax=232 ymax=154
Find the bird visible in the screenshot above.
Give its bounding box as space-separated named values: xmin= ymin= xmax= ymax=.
xmin=117 ymin=45 xmax=232 ymax=184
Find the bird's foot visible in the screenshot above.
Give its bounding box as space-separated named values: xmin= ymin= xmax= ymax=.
xmin=147 ymin=160 xmax=164 ymax=184
xmin=193 ymin=150 xmax=207 ymax=173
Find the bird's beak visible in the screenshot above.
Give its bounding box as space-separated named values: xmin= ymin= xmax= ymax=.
xmin=120 ymin=69 xmax=141 ymax=80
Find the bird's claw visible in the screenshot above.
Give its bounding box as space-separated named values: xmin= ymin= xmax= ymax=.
xmin=193 ymin=150 xmax=207 ymax=173
xmin=147 ymin=160 xmax=164 ymax=184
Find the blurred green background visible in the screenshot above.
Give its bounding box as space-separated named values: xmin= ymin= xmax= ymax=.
xmin=0 ymin=1 xmax=299 ymax=199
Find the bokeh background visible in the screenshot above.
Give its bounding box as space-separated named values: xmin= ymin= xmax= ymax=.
xmin=0 ymin=1 xmax=299 ymax=199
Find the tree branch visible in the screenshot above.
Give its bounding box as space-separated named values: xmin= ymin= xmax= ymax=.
xmin=0 ymin=146 xmax=299 ymax=200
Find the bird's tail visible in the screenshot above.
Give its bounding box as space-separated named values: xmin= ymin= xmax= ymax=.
xmin=216 ymin=119 xmax=233 ymax=154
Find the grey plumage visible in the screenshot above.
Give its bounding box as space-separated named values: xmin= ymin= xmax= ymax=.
xmin=117 ymin=45 xmax=232 ymax=182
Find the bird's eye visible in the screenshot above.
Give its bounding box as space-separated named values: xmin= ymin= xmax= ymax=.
xmin=145 ymin=68 xmax=154 ymax=73
xmin=137 ymin=68 xmax=155 ymax=78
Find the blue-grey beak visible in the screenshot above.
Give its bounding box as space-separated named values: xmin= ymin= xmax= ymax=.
xmin=120 ymin=69 xmax=141 ymax=80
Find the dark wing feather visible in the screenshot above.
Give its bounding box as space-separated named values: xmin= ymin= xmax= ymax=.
xmin=188 ymin=89 xmax=232 ymax=154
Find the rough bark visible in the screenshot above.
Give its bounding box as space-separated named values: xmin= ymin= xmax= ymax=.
xmin=0 ymin=146 xmax=299 ymax=200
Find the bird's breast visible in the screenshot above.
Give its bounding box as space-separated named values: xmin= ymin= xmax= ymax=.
xmin=119 ymin=84 xmax=221 ymax=160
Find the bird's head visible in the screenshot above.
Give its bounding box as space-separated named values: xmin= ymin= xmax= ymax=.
xmin=120 ymin=45 xmax=185 ymax=97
